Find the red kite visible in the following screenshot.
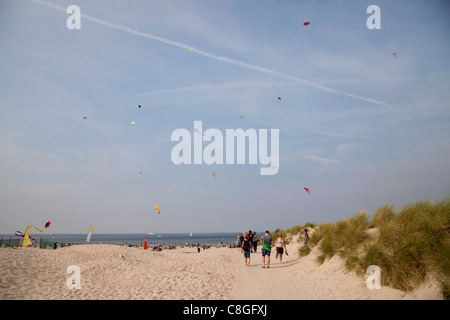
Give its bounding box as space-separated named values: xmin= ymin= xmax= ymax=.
xmin=194 ymin=128 xmax=207 ymax=136
xmin=304 ymin=187 xmax=311 ymax=196
xmin=303 ymin=21 xmax=311 ymax=26
xmin=45 ymin=221 xmax=51 ymax=228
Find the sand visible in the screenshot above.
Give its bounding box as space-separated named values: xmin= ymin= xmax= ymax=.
xmin=0 ymin=235 xmax=443 ymax=300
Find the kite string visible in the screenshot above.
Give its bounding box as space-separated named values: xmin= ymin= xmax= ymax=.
xmin=84 ymin=119 xmax=110 ymax=145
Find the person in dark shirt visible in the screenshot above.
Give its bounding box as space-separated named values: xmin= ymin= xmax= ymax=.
xmin=304 ymin=229 xmax=310 ymax=245
xmin=248 ymin=230 xmax=254 ymax=252
xmin=241 ymin=234 xmax=251 ymax=266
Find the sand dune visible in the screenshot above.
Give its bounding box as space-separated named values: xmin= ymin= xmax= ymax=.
xmin=233 ymin=234 xmax=442 ymax=300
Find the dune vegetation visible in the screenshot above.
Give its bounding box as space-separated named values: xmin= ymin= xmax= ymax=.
xmin=274 ymin=197 xmax=450 ymax=299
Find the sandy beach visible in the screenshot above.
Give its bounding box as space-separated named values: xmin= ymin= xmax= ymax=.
xmin=0 ymin=234 xmax=443 ymax=300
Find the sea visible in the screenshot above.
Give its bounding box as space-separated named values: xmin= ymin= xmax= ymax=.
xmin=0 ymin=232 xmax=243 ymax=247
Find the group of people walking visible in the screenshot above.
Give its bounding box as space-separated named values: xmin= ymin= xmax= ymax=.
xmin=238 ymin=230 xmax=287 ymax=268
xmin=237 ymin=231 xmax=259 ymax=254
xmin=238 ymin=229 xmax=310 ymax=268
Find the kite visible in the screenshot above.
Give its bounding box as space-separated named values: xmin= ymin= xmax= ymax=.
xmin=304 ymin=187 xmax=311 ymax=196
xmin=15 ymin=231 xmax=38 ymax=243
xmin=186 ymin=49 xmax=191 ymax=53
xmin=131 ymin=121 xmax=136 ymax=125
xmin=277 ymin=97 xmax=281 ymax=101
xmin=194 ymin=128 xmax=207 ymax=136
xmin=86 ymin=225 xmax=93 ymax=243
xmin=393 ymin=53 xmax=397 ymax=58
xmin=212 ymin=172 xmax=216 ymax=179
xmin=22 ymin=226 xmax=43 ymax=247
xmin=139 ymin=171 xmax=144 ymax=175
xmin=83 ymin=116 xmax=87 ymax=119
xmin=240 ymin=115 xmax=244 ymax=118
xmin=138 ymin=105 xmax=142 ymax=108
xmin=155 ymin=205 xmax=160 ymax=214
xmin=45 ymin=221 xmax=51 ymax=228
xmin=303 ymin=21 xmax=311 ymax=26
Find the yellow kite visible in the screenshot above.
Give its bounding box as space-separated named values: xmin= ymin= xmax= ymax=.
xmin=22 ymin=226 xmax=43 ymax=247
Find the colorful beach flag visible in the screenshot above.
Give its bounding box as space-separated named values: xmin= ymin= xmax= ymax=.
xmin=15 ymin=231 xmax=24 ymax=237
xmin=86 ymin=225 xmax=93 ymax=242
xmin=22 ymin=226 xmax=43 ymax=247
xmin=16 ymin=231 xmax=38 ymax=242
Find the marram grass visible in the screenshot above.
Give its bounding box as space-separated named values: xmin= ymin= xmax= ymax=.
xmin=278 ymin=197 xmax=450 ymax=299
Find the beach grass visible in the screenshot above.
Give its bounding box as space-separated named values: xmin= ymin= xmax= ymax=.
xmin=283 ymin=197 xmax=450 ymax=298
xmin=271 ymin=222 xmax=317 ymax=245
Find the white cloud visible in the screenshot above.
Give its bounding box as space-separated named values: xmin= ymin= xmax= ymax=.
xmin=336 ymin=143 xmax=356 ymax=153
xmin=302 ymin=153 xmax=337 ymax=164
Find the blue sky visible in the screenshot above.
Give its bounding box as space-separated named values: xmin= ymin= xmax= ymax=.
xmin=0 ymin=0 xmax=449 ymax=234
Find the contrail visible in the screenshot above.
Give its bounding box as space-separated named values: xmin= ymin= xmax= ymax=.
xmin=30 ymin=0 xmax=390 ymax=108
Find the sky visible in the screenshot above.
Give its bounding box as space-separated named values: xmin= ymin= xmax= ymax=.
xmin=0 ymin=0 xmax=449 ymax=234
